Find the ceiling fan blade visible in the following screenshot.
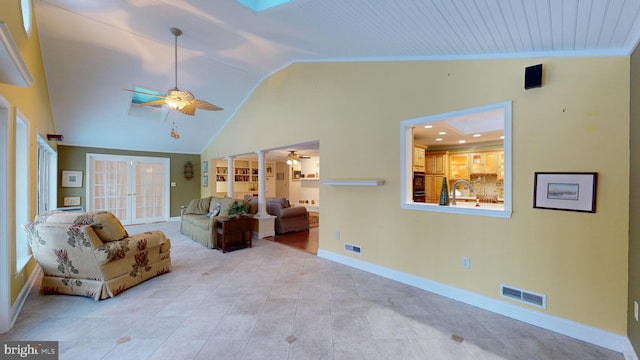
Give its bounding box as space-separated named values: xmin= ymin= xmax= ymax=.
xmin=137 ymin=99 xmax=167 ymax=107
xmin=123 ymin=89 xmax=166 ymax=98
xmin=177 ymin=104 xmax=196 ymax=116
xmin=192 ymin=99 xmax=223 ymax=111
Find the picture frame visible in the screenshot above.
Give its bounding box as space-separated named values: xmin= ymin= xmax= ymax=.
xmin=276 ymin=172 xmax=285 ymax=180
xmin=203 ymin=175 xmax=208 ymax=187
xmin=61 ymin=170 xmax=83 ymax=187
xmin=202 ymin=160 xmax=208 ymax=173
xmin=533 ymin=172 xmax=597 ymax=213
xmin=63 ymin=196 xmax=81 ymax=206
xmin=293 ymin=170 xmax=301 ymax=181
xmin=266 ymin=164 xmax=274 ymax=177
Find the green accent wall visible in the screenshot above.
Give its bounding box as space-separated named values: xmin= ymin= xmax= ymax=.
xmin=58 ymin=145 xmax=201 ymax=218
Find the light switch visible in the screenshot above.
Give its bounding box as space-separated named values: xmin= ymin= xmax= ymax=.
xmin=171 ymin=182 xmax=176 ymax=187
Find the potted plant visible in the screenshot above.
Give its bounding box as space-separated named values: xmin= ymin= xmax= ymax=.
xmin=228 ymin=201 xmax=247 ymax=219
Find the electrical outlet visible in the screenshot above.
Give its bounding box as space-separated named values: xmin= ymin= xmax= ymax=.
xmin=335 ymin=231 xmax=340 ymax=240
xmin=461 ymin=257 xmax=470 ymax=269
xmin=635 ymin=301 xmax=638 ymax=321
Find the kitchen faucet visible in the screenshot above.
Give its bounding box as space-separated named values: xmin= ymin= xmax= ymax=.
xmin=451 ymin=179 xmax=474 ymax=205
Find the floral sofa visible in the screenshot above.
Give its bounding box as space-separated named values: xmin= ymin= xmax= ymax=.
xmin=24 ymin=211 xmax=171 ymax=300
xmin=180 ymin=196 xmax=243 ymax=249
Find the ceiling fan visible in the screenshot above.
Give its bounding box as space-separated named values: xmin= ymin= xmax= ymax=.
xmin=286 ymin=151 xmax=310 ymax=165
xmin=125 ymin=27 xmax=223 ymax=116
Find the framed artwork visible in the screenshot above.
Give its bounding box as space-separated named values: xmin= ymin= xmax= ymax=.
xmin=266 ymin=164 xmax=274 ymax=177
xmin=276 ymin=172 xmax=285 ymax=180
xmin=63 ymin=196 xmax=81 ymax=206
xmin=533 ymin=172 xmax=597 ymax=213
xmin=293 ymin=170 xmax=301 ymax=181
xmin=202 ymin=161 xmax=208 ymax=173
xmin=61 ymin=170 xmax=83 ymax=187
xmin=203 ymin=175 xmax=208 ymax=187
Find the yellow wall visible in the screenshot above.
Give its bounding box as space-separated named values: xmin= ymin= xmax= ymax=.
xmin=1 ymin=1 xmax=56 ymax=305
xmin=204 ymin=57 xmax=630 ymax=334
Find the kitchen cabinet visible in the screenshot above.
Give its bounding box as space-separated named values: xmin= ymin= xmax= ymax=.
xmin=449 ymin=154 xmax=469 ymax=180
xmin=425 ymin=152 xmax=447 ymax=175
xmin=424 ymin=152 xmax=447 ymax=203
xmin=413 ymin=145 xmax=426 ymax=172
xmin=425 ymin=174 xmax=445 ymax=203
xmin=470 ymin=152 xmax=498 ymax=174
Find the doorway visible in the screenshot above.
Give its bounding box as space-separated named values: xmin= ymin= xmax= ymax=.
xmin=86 ymin=154 xmax=170 ymax=225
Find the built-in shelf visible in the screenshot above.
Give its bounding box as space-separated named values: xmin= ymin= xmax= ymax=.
xmin=321 ymin=179 xmax=385 ymax=186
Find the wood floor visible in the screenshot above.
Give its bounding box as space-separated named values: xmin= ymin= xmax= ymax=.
xmin=267 ymin=226 xmax=319 ymax=254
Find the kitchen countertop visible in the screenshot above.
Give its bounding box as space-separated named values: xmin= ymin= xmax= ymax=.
xmin=449 ymin=201 xmax=505 ymax=210
xmin=452 ymin=195 xmax=504 ymax=202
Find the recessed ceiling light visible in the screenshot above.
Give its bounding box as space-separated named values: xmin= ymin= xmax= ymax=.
xmin=424 ymin=125 xmax=433 ymax=128
xmin=438 ymin=131 xmax=446 ymax=135
xmin=473 ymin=134 xmax=481 ymax=137
xmin=458 ymin=140 xmax=466 ymax=144
xmin=435 ymin=138 xmax=443 ymax=142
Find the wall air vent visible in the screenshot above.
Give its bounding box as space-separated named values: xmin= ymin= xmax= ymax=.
xmin=344 ymin=243 xmax=361 ymax=255
xmin=500 ymin=284 xmax=546 ymax=309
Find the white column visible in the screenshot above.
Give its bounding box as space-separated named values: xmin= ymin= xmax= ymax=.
xmin=226 ymin=156 xmax=234 ymax=198
xmin=255 ymin=150 xmax=268 ymax=217
xmin=252 ymin=150 xmax=275 ymax=239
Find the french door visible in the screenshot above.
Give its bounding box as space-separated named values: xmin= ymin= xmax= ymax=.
xmin=87 ymin=154 xmax=169 ymax=225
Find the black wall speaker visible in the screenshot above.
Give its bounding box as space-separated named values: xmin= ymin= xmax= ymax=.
xmin=525 ymin=64 xmax=543 ymax=90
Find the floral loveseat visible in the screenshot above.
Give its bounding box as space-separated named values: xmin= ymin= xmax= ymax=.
xmin=24 ymin=211 xmax=172 ymax=300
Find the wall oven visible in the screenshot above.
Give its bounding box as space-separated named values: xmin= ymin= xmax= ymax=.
xmin=413 ymin=172 xmax=425 ymax=202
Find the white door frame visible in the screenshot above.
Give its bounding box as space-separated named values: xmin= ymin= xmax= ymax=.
xmin=86 ymin=153 xmax=170 ymax=224
xmin=0 ymin=96 xmax=11 ymax=333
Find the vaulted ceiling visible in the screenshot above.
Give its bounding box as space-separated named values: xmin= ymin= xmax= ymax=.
xmin=34 ymin=0 xmax=640 ymax=155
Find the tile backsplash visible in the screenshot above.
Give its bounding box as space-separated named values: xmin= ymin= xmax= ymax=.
xmin=453 ymin=174 xmax=503 ymax=199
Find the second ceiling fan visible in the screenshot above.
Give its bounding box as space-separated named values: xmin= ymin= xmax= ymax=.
xmin=126 ymin=27 xmax=223 ymax=116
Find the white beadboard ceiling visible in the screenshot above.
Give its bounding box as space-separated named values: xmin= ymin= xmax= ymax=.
xmin=34 ymin=0 xmax=640 ymax=156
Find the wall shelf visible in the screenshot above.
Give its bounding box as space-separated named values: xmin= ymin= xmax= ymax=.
xmin=321 ymin=179 xmax=385 ymax=186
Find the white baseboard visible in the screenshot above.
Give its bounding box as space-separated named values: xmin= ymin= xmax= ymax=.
xmin=8 ymin=266 xmax=41 ymax=331
xmin=169 ymin=216 xmax=181 ymax=222
xmin=317 ymin=249 xmax=638 ymax=360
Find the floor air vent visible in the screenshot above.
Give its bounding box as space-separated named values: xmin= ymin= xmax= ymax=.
xmin=344 ymin=243 xmax=361 ymax=254
xmin=500 ymin=284 xmax=546 ymax=309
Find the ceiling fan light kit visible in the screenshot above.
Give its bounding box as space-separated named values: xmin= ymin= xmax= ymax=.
xmin=286 ymin=151 xmax=299 ymax=165
xmin=170 ymin=122 xmax=180 ymax=139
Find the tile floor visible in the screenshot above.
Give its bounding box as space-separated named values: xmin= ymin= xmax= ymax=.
xmin=0 ymin=221 xmax=625 ymax=360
